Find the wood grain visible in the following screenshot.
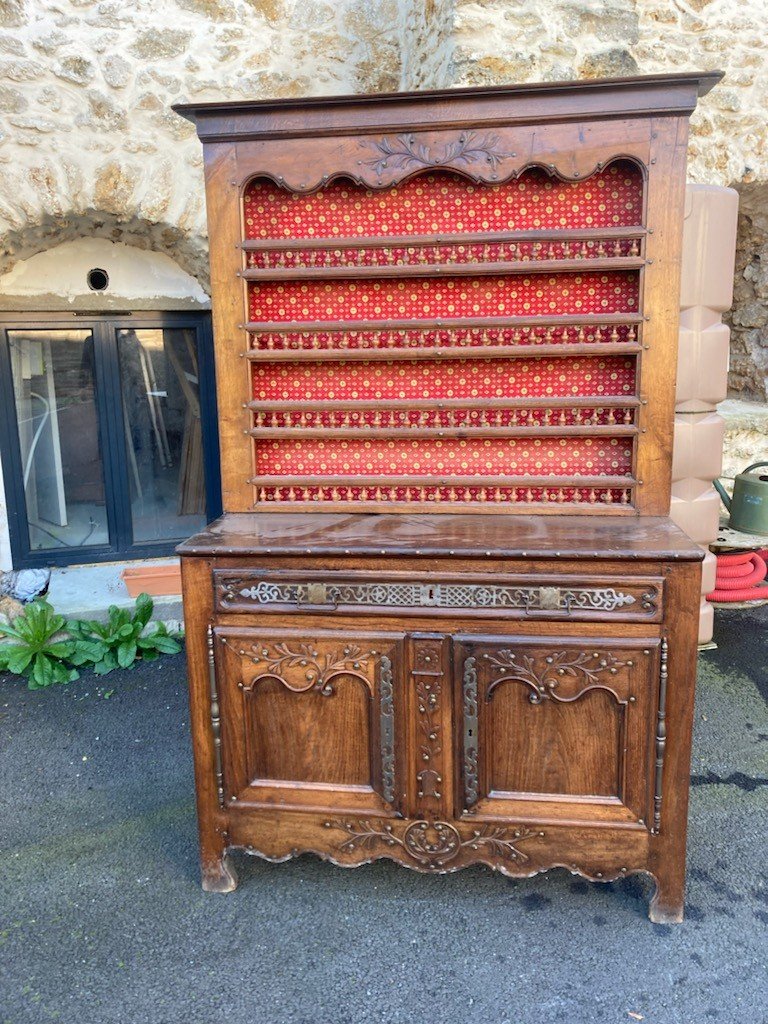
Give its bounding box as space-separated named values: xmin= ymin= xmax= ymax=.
xmin=178 ymin=73 xmax=713 ymax=920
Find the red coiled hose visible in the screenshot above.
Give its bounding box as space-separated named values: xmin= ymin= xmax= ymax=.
xmin=706 ymin=550 xmax=768 ymax=602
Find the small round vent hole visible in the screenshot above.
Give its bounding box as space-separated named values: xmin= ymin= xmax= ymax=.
xmin=87 ymin=268 xmax=109 ymax=292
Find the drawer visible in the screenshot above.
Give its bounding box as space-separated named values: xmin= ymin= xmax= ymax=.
xmin=213 ymin=569 xmax=663 ymax=622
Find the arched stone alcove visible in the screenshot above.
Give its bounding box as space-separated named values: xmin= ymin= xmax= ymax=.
xmin=0 ymin=237 xmax=209 ymax=312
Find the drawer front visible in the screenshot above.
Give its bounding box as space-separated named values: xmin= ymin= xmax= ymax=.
xmin=214 ymin=569 xmax=663 ymax=623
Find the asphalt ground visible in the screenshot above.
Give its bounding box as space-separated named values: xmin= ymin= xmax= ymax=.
xmin=1 ymin=606 xmax=766 ymax=1024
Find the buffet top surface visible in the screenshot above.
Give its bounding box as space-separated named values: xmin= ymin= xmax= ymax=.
xmin=177 ymin=512 xmax=703 ymax=562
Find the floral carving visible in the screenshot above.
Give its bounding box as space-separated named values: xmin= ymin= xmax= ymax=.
xmin=224 ymin=637 xmax=372 ymax=696
xmin=413 ymin=640 xmax=444 ymax=804
xmin=379 ymin=655 xmax=395 ymax=805
xmin=485 ymin=648 xmax=628 ymax=704
xmin=463 ymin=656 xmax=479 ymax=807
xmin=323 ymin=818 xmax=543 ymax=868
xmin=363 ymin=131 xmax=513 ymax=177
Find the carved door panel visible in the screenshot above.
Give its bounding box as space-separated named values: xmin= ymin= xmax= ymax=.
xmin=455 ymin=635 xmax=662 ymax=828
xmin=213 ymin=626 xmax=405 ymax=816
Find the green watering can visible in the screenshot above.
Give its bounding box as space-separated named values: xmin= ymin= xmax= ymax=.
xmin=714 ymin=461 xmax=768 ymax=536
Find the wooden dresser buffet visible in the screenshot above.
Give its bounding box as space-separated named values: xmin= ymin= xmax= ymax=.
xmin=175 ymin=72 xmax=719 ymax=922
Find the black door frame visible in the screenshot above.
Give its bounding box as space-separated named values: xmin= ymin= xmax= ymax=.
xmin=0 ymin=310 xmax=221 ymax=569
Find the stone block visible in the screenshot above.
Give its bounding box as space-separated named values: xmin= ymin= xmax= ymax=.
xmin=676 ymin=320 xmax=731 ymax=410
xmin=680 ymin=185 xmax=740 ymax=313
xmin=672 ymin=412 xmax=725 ymax=482
xmin=670 ymin=484 xmax=721 ymax=545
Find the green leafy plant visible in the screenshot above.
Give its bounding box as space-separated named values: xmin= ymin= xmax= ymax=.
xmin=0 ymin=599 xmax=103 ymax=689
xmin=69 ymin=592 xmax=181 ymax=676
xmin=0 ymin=592 xmax=183 ymax=688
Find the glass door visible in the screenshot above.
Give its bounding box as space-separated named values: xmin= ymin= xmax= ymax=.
xmin=7 ymin=327 xmax=111 ymax=554
xmin=0 ymin=312 xmax=220 ymax=568
xmin=117 ymin=327 xmax=207 ymax=543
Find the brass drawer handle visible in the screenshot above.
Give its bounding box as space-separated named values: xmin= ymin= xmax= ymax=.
xmin=537 ymin=586 xmax=563 ymax=612
xmin=296 ymin=581 xmax=339 ymax=611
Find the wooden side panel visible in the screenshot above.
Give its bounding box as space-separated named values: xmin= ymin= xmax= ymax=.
xmin=490 ymin=685 xmax=622 ymax=797
xmin=648 ymin=559 xmax=702 ymax=923
xmin=203 ymin=142 xmax=252 ymax=510
xmin=180 ymin=555 xmax=237 ymax=892
xmin=244 ymin=678 xmax=372 ymax=786
xmin=635 ymin=116 xmax=690 ymax=514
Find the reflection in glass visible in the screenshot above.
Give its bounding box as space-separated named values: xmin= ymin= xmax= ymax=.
xmin=118 ymin=328 xmax=207 ymax=543
xmin=9 ymin=329 xmax=109 ymax=551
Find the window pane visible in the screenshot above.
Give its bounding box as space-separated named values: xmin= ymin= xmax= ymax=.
xmin=118 ymin=328 xmax=207 ymax=543
xmin=9 ymin=328 xmax=110 ymax=551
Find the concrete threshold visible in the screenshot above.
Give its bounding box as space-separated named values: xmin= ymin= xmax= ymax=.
xmin=47 ymin=557 xmax=183 ymax=629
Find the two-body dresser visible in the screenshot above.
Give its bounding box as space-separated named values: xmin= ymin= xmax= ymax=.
xmin=174 ymin=72 xmax=720 ymax=922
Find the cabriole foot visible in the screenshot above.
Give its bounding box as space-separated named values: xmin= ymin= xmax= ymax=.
xmin=201 ymin=853 xmax=238 ymax=893
xmin=648 ymin=876 xmax=684 ymax=924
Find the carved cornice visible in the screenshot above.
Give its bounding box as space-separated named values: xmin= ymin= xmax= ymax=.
xmin=176 ymin=72 xmax=722 ymax=144
xmin=362 ymin=131 xmax=513 ymax=178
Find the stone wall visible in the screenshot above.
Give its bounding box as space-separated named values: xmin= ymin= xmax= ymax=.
xmin=0 ymin=0 xmax=765 ymax=395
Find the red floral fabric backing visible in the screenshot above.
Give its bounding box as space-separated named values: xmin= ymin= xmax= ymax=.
xmin=252 ymin=356 xmax=636 ymax=403
xmin=248 ymin=271 xmax=637 ymax=323
xmin=243 ymin=162 xmax=643 ymax=240
xmin=255 ymin=437 xmax=632 ymax=477
xmin=243 ymin=163 xmax=643 ymax=507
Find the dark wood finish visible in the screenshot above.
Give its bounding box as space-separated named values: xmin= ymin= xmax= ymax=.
xmin=240 ymin=225 xmax=648 ymax=250
xmin=244 ymin=314 xmax=644 ymax=331
xmin=244 ymin=341 xmax=642 ymax=362
xmin=176 ymin=74 xmax=716 ymax=920
xmin=181 ymin=511 xmax=702 ymax=920
xmin=177 ymin=511 xmax=703 ymax=561
xmin=239 ymin=257 xmax=648 ymax=280
xmin=247 ymin=396 xmax=642 ymax=412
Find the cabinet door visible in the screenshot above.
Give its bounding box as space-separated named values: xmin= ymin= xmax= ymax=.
xmin=455 ymin=635 xmax=661 ymax=828
xmin=213 ymin=626 xmax=405 ymax=816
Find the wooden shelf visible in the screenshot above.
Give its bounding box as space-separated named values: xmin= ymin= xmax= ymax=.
xmin=245 ymin=341 xmax=642 ymax=362
xmin=240 ymin=226 xmax=647 ymax=251
xmin=241 ymin=257 xmax=647 ymax=281
xmin=247 ymin=396 xmax=642 ymax=412
xmin=249 ymin=424 xmax=639 ymax=440
xmin=248 ymin=473 xmax=636 ymax=488
xmin=248 ymin=499 xmax=635 ymax=515
xmin=243 ymin=313 xmax=644 ymax=333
